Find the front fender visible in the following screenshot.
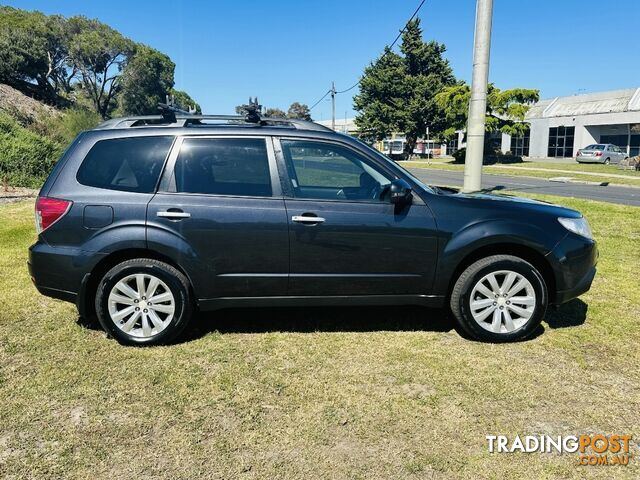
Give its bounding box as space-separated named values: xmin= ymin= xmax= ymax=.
xmin=433 ymin=219 xmax=560 ymax=295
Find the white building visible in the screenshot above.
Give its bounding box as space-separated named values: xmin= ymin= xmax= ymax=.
xmin=316 ymin=118 xmax=358 ymax=135
xmin=503 ymin=88 xmax=640 ymax=158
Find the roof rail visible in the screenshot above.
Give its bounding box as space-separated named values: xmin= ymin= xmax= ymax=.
xmin=95 ymin=98 xmax=333 ymax=132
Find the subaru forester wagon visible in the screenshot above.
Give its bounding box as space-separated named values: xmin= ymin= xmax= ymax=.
xmin=29 ymin=107 xmax=597 ymax=345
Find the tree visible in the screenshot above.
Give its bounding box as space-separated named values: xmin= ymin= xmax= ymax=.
xmin=264 ymin=107 xmax=286 ymax=118
xmin=287 ymin=102 xmax=312 ymax=121
xmin=67 ymin=16 xmax=135 ymax=118
xmin=354 ymin=18 xmax=456 ymax=155
xmin=435 ymin=83 xmax=539 ymax=141
xmin=119 ymin=45 xmax=175 ymax=115
xmin=0 ymin=7 xmax=74 ymax=103
xmin=353 ymin=48 xmax=407 ymax=142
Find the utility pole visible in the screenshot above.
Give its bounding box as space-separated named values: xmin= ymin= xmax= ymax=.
xmin=331 ymin=81 xmax=336 ymax=131
xmin=463 ymin=0 xmax=494 ymax=193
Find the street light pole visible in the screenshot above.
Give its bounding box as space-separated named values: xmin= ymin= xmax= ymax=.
xmin=463 ymin=0 xmax=494 ymax=192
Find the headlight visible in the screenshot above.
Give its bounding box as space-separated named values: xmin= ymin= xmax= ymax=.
xmin=558 ymin=216 xmax=593 ymax=240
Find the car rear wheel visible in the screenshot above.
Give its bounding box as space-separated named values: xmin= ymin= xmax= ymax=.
xmin=95 ymin=258 xmax=193 ymax=346
xmin=604 ymin=158 xmax=611 ymax=165
xmin=449 ymin=255 xmax=547 ymax=342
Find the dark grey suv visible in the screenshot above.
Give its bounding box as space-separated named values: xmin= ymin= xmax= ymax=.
xmin=29 ymin=108 xmax=597 ymax=345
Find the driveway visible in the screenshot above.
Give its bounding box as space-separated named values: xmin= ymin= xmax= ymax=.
xmin=408 ymin=167 xmax=640 ymax=206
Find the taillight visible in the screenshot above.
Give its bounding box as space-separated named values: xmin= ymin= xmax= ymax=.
xmin=595 ymin=151 xmax=603 ymax=157
xmin=35 ymin=196 xmax=72 ymax=234
xmin=576 ymin=150 xmax=581 ymax=156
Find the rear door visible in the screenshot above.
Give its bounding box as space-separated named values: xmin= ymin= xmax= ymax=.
xmin=147 ymin=136 xmax=289 ymax=301
xmin=275 ymin=137 xmax=438 ymax=297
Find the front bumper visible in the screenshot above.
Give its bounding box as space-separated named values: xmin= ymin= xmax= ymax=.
xmin=554 ymin=265 xmax=596 ymax=304
xmin=546 ymin=232 xmax=598 ymax=304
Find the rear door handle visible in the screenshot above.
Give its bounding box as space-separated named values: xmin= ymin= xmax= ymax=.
xmin=157 ymin=210 xmax=191 ymax=219
xmin=292 ymin=215 xmax=325 ymax=224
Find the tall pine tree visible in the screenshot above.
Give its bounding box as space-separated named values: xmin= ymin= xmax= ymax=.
xmin=354 ymin=18 xmax=455 ymax=156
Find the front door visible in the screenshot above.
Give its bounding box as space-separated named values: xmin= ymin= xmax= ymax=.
xmin=147 ymin=136 xmax=289 ymax=300
xmin=277 ymin=138 xmax=438 ymax=297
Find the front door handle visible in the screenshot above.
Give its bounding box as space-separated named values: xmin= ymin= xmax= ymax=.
xmin=157 ymin=210 xmax=191 ymax=219
xmin=292 ymin=215 xmax=325 ymax=224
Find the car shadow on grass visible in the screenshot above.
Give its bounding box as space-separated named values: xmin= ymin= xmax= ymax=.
xmin=187 ymin=305 xmax=455 ymax=338
xmin=544 ymin=298 xmax=588 ymax=329
xmin=76 ymin=299 xmax=588 ymax=344
xmin=188 ymin=299 xmax=587 ymax=342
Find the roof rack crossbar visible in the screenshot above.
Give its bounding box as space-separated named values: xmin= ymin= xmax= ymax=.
xmin=97 ymin=114 xmax=332 ymax=132
xmin=95 ymin=99 xmax=333 ymax=132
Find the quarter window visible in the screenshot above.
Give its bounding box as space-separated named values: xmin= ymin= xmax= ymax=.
xmin=174 ymin=138 xmax=272 ymax=196
xmin=77 ymin=136 xmax=173 ymax=193
xmin=281 ymin=140 xmax=392 ymax=201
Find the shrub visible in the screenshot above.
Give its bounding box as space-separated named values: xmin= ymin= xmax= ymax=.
xmin=0 ymin=112 xmax=64 ymax=188
xmin=451 ymin=147 xmax=523 ymax=165
xmin=452 ymin=147 xmax=466 ymax=163
xmin=35 ymin=108 xmax=102 ymax=145
xmin=55 ymin=108 xmax=102 ymax=144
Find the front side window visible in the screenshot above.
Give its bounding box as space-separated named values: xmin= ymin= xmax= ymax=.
xmin=77 ymin=136 xmax=174 ymax=192
xmin=281 ymin=140 xmax=391 ymax=202
xmin=174 ymin=138 xmax=272 ymax=197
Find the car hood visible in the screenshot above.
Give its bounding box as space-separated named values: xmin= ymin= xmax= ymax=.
xmin=430 ymin=185 xmax=583 ymax=218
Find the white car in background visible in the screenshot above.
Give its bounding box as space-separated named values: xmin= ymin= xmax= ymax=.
xmin=576 ymin=144 xmax=628 ymax=164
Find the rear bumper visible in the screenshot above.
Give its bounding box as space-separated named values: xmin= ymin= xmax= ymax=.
xmin=28 ymin=240 xmax=105 ymax=308
xmin=576 ymin=157 xmax=604 ymax=163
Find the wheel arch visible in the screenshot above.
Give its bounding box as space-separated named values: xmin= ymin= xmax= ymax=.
xmin=79 ymin=248 xmax=197 ymax=319
xmin=446 ymin=243 xmax=557 ymax=304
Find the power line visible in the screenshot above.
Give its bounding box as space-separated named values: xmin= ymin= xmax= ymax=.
xmin=309 ymin=89 xmax=331 ymax=111
xmin=318 ymin=0 xmax=428 ymax=98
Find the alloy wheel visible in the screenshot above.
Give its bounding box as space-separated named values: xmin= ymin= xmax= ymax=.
xmin=469 ymin=270 xmax=536 ymax=334
xmin=107 ymin=273 xmax=175 ymax=338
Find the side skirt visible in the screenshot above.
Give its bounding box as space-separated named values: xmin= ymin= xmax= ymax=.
xmin=198 ymin=294 xmax=445 ymax=311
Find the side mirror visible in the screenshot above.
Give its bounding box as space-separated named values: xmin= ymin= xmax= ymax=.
xmin=389 ymin=178 xmax=412 ymax=205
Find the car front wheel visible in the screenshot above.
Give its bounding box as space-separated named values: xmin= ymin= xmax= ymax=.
xmin=95 ymin=258 xmax=193 ymax=346
xmin=449 ymin=255 xmax=547 ymax=342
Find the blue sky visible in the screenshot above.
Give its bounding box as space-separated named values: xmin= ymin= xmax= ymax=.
xmin=7 ymin=0 xmax=640 ymax=119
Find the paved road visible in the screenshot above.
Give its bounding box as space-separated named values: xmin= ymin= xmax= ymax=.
xmin=408 ymin=168 xmax=640 ymax=207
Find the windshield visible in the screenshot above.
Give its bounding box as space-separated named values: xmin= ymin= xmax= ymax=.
xmin=354 ymin=138 xmax=435 ymax=194
xmin=584 ymin=144 xmax=605 ymax=150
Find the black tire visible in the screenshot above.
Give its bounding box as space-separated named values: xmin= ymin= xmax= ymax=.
xmin=449 ymin=255 xmax=547 ymax=343
xmin=604 ymin=158 xmax=610 ymax=165
xmin=95 ymin=258 xmax=193 ymax=346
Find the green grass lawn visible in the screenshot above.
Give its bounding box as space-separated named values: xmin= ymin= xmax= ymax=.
xmin=0 ymin=198 xmax=639 ymax=479
xmin=402 ymin=160 xmax=640 ymax=187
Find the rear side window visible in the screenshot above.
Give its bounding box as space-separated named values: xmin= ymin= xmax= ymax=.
xmin=77 ymin=136 xmax=173 ymax=193
xmin=174 ymin=138 xmax=272 ymax=197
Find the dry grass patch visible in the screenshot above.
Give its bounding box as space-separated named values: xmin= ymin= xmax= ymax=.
xmin=0 ymin=198 xmax=639 ymax=479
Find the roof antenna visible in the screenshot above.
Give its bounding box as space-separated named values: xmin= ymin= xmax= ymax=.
xmin=243 ymin=97 xmax=263 ymax=123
